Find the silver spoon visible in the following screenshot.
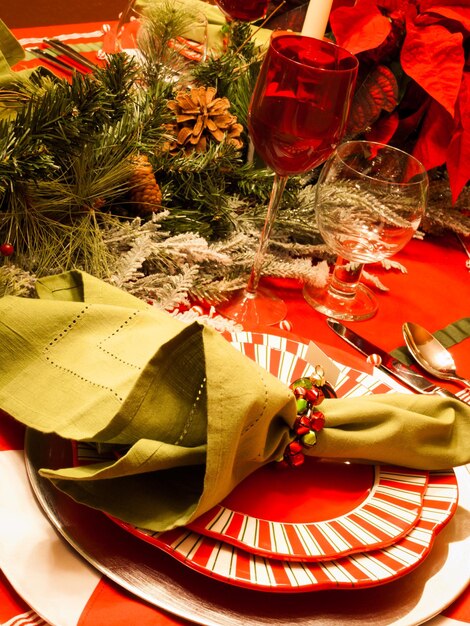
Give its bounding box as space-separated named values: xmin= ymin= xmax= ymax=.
xmin=403 ymin=321 xmax=470 ymax=388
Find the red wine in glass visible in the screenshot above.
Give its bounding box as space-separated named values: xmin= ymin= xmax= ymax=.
xmin=250 ymin=96 xmax=343 ymax=176
xmin=217 ymin=34 xmax=358 ymax=327
xmin=249 ymin=37 xmax=357 ymax=176
xmin=214 ymin=0 xmax=269 ymax=21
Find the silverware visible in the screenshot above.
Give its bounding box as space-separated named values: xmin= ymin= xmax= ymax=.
xmin=403 ymin=321 xmax=470 ymax=388
xmin=29 ymin=47 xmax=75 ymax=74
xmin=327 ymin=318 xmax=460 ymax=400
xmin=43 ymin=38 xmax=96 ymax=71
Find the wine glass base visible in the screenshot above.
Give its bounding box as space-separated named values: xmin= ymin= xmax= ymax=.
xmin=303 ymin=282 xmax=378 ymax=322
xmin=216 ymin=287 xmax=287 ymax=327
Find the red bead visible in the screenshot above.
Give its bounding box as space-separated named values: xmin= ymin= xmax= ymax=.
xmin=287 ymin=440 xmax=302 ymax=455
xmin=294 ymin=415 xmax=310 ymax=436
xmin=305 ymin=386 xmax=325 ymax=405
xmin=0 ymin=243 xmax=14 ymax=257
xmin=293 ymin=385 xmax=306 ymax=397
xmin=310 ymin=410 xmax=326 ymax=431
xmin=288 ymin=452 xmax=305 ymax=467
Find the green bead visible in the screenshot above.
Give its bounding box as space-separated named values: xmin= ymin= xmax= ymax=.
xmin=292 ymin=377 xmax=313 ymax=390
xmin=296 ymin=398 xmax=309 ymax=414
xmin=302 ymin=431 xmax=318 ymax=448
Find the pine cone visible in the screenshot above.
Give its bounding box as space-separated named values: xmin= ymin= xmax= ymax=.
xmin=129 ymin=154 xmax=162 ymax=216
xmin=164 ymin=86 xmax=244 ymax=155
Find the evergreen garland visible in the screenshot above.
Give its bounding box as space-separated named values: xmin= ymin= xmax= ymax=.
xmin=0 ymin=4 xmax=468 ymax=308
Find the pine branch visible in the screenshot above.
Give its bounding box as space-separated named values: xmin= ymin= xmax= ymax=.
xmin=92 ymin=53 xmax=141 ymax=122
xmin=127 ymin=263 xmax=200 ymax=310
xmin=362 ymin=269 xmax=390 ymax=292
xmin=192 ymin=21 xmax=263 ymax=116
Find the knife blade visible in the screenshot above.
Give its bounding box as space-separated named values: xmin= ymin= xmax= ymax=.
xmin=327 ymin=318 xmax=459 ymax=400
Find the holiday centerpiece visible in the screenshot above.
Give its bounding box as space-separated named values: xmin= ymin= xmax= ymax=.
xmin=0 ymin=0 xmax=468 ymax=308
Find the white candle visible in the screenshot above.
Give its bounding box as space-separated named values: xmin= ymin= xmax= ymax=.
xmin=301 ymin=0 xmax=334 ymax=40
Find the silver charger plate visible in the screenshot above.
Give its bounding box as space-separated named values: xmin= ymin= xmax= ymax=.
xmin=25 ymin=428 xmax=470 ymax=626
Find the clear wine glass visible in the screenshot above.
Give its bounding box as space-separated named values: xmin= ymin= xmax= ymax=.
xmin=213 ymin=0 xmax=270 ymax=22
xmin=303 ymin=140 xmax=429 ymax=321
xmin=217 ymin=33 xmax=358 ymax=326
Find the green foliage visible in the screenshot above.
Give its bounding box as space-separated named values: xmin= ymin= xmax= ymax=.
xmin=192 ymin=20 xmax=263 ymax=127
xmin=0 ymin=14 xmax=269 ymax=277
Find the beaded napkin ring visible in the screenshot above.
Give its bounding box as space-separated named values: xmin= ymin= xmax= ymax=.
xmin=278 ymin=365 xmax=337 ymax=469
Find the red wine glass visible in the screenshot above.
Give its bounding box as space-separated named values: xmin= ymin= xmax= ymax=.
xmin=217 ymin=33 xmax=358 ymax=326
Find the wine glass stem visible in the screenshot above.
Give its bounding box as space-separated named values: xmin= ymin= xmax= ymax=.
xmin=328 ymin=257 xmax=365 ymax=300
xmin=246 ymin=174 xmax=287 ymax=295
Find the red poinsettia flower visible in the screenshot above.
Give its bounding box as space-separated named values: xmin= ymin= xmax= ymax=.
xmin=329 ymin=0 xmax=469 ymax=202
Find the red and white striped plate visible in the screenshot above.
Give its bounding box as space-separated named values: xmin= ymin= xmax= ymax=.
xmin=187 ymin=463 xmax=428 ymax=561
xmin=110 ymin=469 xmax=457 ymax=592
xmin=225 ymin=331 xmax=397 ymax=398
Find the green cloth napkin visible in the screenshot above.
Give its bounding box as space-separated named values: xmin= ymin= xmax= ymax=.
xmin=1 ymin=271 xmax=295 ymax=529
xmin=0 ymin=18 xmax=41 ymax=87
xmin=0 ymin=19 xmax=49 ymax=123
xmin=1 ymin=270 xmax=470 ymax=532
xmin=0 ymin=19 xmax=24 ymax=68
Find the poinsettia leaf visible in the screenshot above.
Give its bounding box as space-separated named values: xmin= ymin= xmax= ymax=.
xmin=446 ymin=73 xmax=470 ymax=203
xmin=365 ymin=111 xmax=399 ymax=144
xmin=419 ymin=2 xmax=470 ymax=32
xmin=412 ymin=99 xmax=454 ymax=171
xmin=447 ymin=125 xmax=470 ymax=203
xmin=330 ymin=0 xmax=391 ymax=53
xmin=374 ymin=65 xmax=399 ymax=111
xmin=401 ymin=13 xmax=465 ymax=117
xmin=347 ymin=65 xmax=399 ymax=135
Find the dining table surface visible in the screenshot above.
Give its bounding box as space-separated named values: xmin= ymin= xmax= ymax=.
xmin=1 ymin=6 xmax=469 ymax=626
